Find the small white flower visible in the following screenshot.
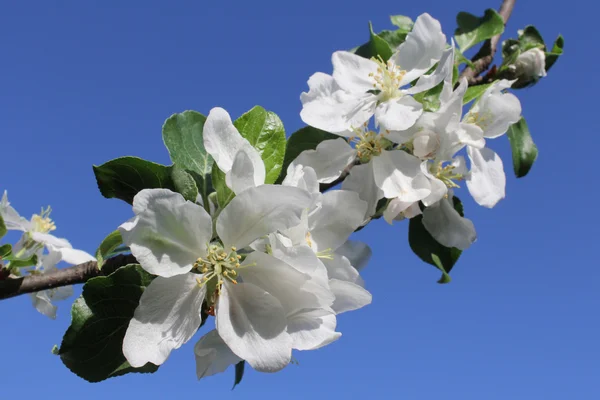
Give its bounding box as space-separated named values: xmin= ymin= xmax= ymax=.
xmin=120 ymin=185 xmax=321 ymax=372
xmin=301 ymin=13 xmax=453 ymax=133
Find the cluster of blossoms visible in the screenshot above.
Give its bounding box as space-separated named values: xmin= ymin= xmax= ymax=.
xmin=0 ymin=192 xmax=95 ymax=319
xmin=299 ymin=13 xmax=522 ymax=250
xmin=116 ymin=13 xmax=525 ymax=380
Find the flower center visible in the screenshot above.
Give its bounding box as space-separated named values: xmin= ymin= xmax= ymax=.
xmin=31 ymin=207 xmax=56 ymax=233
xmin=464 ymin=111 xmax=493 ymax=131
xmin=194 ymin=244 xmax=243 ymax=305
xmin=368 ymin=56 xmax=406 ymax=101
xmin=432 ymin=162 xmax=464 ymax=188
xmin=349 ymin=126 xmax=392 ymax=163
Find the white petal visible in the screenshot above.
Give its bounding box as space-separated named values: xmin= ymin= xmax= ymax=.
xmin=452 ymin=156 xmax=468 ymax=176
xmin=290 ymin=138 xmax=357 ymax=184
xmin=217 ymin=185 xmax=312 ymax=249
xmin=466 ymin=147 xmax=506 ymax=208
xmin=300 ymin=72 xmax=342 ymax=104
xmin=241 ymin=251 xmax=333 ymax=312
xmin=0 ymin=191 xmax=30 ymax=231
xmin=404 ymin=202 xmax=423 ymax=219
xmin=308 ymin=190 xmax=366 ymax=252
xmin=282 ymin=164 xmax=320 ymax=195
xmin=287 ymin=308 xmax=340 ymax=351
xmin=422 ymin=197 xmax=477 ymax=250
xmin=216 ymin=281 xmax=292 ymax=373
xmin=331 ymin=51 xmax=378 ymax=93
xmin=50 ymin=285 xmax=74 ymax=301
xmin=194 ymin=330 xmax=242 ymax=380
xmin=375 ymin=96 xmax=423 ymax=132
xmin=204 ymin=107 xmax=265 ymax=179
xmin=341 ymin=161 xmax=383 ymax=220
xmin=329 ymin=279 xmax=372 ymax=314
xmin=420 ymin=161 xmax=448 ymax=207
xmin=57 ymin=248 xmax=96 ymax=265
xmin=393 ymin=13 xmax=447 ymax=84
xmin=30 ymin=292 xmax=57 ymax=319
xmin=372 ymin=150 xmax=431 ymax=202
xmin=301 ymin=89 xmax=377 ymax=133
xmin=403 ymin=45 xmax=454 ymax=95
xmin=383 ymin=198 xmax=416 ymax=224
xmin=468 ymin=80 xmax=522 ymax=138
xmin=229 ymin=148 xmax=265 ymax=194
xmin=30 ymin=232 xmax=71 ymax=249
xmin=270 ymin=239 xmax=329 ymax=287
xmin=120 ymin=189 xmax=212 ymax=278
xmin=322 ymin=254 xmax=364 ymax=286
xmin=123 ymin=273 xmax=206 ymax=367
xmin=334 ymin=240 xmax=372 ymax=272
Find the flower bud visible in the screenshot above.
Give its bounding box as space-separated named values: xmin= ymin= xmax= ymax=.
xmin=515 ymin=48 xmax=547 ymax=81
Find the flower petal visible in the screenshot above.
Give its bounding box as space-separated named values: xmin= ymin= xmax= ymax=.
xmin=241 ymin=251 xmax=334 ymax=312
xmin=282 ymin=165 xmax=320 ymax=195
xmin=466 ymin=147 xmax=506 ymax=208
xmin=334 ymin=240 xmax=372 ymax=272
xmin=30 ymin=292 xmax=57 ymax=319
xmin=229 ymin=148 xmax=265 ymax=194
xmin=217 ymin=185 xmax=312 ymax=249
xmin=393 ymin=13 xmax=447 ymax=84
xmin=420 ymin=161 xmax=448 ymax=207
xmin=422 ymin=197 xmax=477 ymax=250
xmin=289 ymin=138 xmax=357 ymax=184
xmin=287 ymin=308 xmax=341 ymax=351
xmin=468 ymin=80 xmax=522 ymax=138
xmin=322 ymin=254 xmax=364 ymax=287
xmin=375 ymin=96 xmax=423 ymax=132
xmin=341 ymin=161 xmax=383 ymax=220
xmin=123 ymin=273 xmax=206 ymax=367
xmin=0 ymin=191 xmax=30 ymax=231
xmin=301 ymin=90 xmax=377 ymax=133
xmin=204 ymin=107 xmax=265 ymax=179
xmin=332 ymin=51 xmax=378 ymax=93
xmin=383 ymin=198 xmax=416 ymax=224
xmin=308 ymin=190 xmax=366 ymax=252
xmin=194 ymin=330 xmax=242 ymax=380
xmin=216 ymin=281 xmax=292 ymax=373
xmin=372 ymin=150 xmax=431 ymax=202
xmin=403 ymin=45 xmax=454 ymax=95
xmin=329 ymin=279 xmax=372 ymax=314
xmin=56 ymin=248 xmax=96 ymax=265
xmin=120 ymin=189 xmax=212 ymax=278
xmin=269 ymin=239 xmax=329 ymax=287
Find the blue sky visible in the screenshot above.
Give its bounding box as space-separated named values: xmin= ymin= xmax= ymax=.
xmin=1 ymin=0 xmax=597 ymax=398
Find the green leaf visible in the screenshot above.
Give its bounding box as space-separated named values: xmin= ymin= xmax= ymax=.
xmin=507 ymin=117 xmax=538 ymax=178
xmin=454 ymin=47 xmax=475 ymax=68
xmin=233 ymin=106 xmax=286 ymax=184
xmin=162 ymin=110 xmax=213 ymax=199
xmin=232 ymin=361 xmax=245 ymax=390
xmin=59 ymin=264 xmax=159 ymax=382
xmin=0 ymin=244 xmax=12 ymax=258
xmin=95 ymin=231 xmax=123 ymax=269
xmin=454 ymin=9 xmax=505 ymax=52
xmin=367 ymin=22 xmax=393 ymax=61
xmin=277 ymin=126 xmax=339 ymax=184
xmin=7 ymin=253 xmax=38 ymax=268
xmin=518 ymin=26 xmax=545 ymax=51
xmin=408 ymin=198 xmax=465 ymax=283
xmin=93 ymin=157 xmax=176 ymax=205
xmin=463 ymin=83 xmax=492 ymax=104
xmin=212 ymin=163 xmax=234 ymax=209
xmin=390 ymin=15 xmax=413 ymax=32
xmin=353 ymin=23 xmax=397 ymax=61
xmin=378 ymin=30 xmax=408 ymax=48
xmin=545 ymin=34 xmax=564 ymax=72
xmin=0 ymin=214 xmax=6 ymax=239
xmin=413 ymin=81 xmax=443 ymax=112
xmin=171 ymin=166 xmax=198 ymax=202
xmin=501 ymin=38 xmax=521 ymax=67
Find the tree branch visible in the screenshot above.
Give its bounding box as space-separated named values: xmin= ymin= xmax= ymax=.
xmin=459 ymin=0 xmax=516 ymax=85
xmin=0 ymin=254 xmax=137 ymax=300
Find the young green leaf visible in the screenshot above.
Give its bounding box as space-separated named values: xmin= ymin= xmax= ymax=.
xmin=389 ymin=15 xmax=413 ymax=32
xmin=93 ymin=157 xmax=176 ymax=205
xmin=232 ymin=361 xmax=245 ymax=390
xmin=368 ymin=22 xmax=393 ymax=61
xmin=171 ymin=166 xmax=199 ymax=202
xmin=0 ymin=244 xmax=12 ymax=258
xmin=507 ymin=117 xmax=538 ymax=178
xmin=463 ymin=83 xmax=493 ymax=104
xmin=59 ymin=264 xmax=158 ymax=382
xmin=212 ymin=163 xmax=235 ymax=209
xmin=454 ymin=9 xmax=504 ymax=52
xmin=545 ymin=34 xmax=564 ymax=72
xmin=162 ymin=110 xmax=213 ymax=199
xmin=518 ymin=25 xmax=545 ymax=51
xmin=0 ymin=214 xmax=6 ymax=239
xmin=95 ymin=230 xmax=123 ymax=269
xmin=233 ymin=106 xmax=286 ymax=184
xmin=277 ymin=126 xmax=339 ymax=183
